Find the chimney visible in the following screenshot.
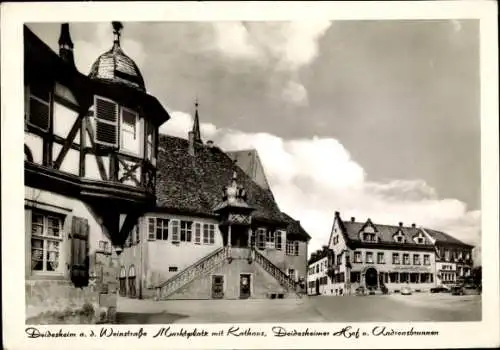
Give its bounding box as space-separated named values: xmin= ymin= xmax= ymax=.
xmin=351 ymin=217 xmax=355 ymax=223
xmin=399 ymin=222 xmax=403 ymax=227
xmin=188 ymin=131 xmax=195 ymax=156
xmin=58 ymin=23 xmax=75 ymax=67
xmin=411 ymin=223 xmax=416 ymax=228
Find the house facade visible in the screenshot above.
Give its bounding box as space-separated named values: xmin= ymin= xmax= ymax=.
xmin=119 ymin=106 xmax=310 ymax=300
xmin=24 ymin=23 xmax=169 ymax=323
xmin=307 ymin=212 xmax=474 ymax=296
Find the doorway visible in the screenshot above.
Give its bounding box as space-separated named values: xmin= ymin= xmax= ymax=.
xmin=239 ymin=274 xmax=251 ymax=299
xmin=315 ymin=278 xmax=320 ymax=295
xmin=365 ymin=267 xmax=378 ymax=289
xmin=211 ymin=275 xmax=224 ymax=299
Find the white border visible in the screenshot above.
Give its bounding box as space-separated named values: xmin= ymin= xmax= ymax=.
xmin=1 ymin=1 xmax=499 ymax=349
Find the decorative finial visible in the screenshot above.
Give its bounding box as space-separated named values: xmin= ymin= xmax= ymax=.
xmin=112 ymin=21 xmax=124 ymax=44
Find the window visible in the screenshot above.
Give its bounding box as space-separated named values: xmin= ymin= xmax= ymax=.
xmin=389 ymin=272 xmax=399 ymax=283
xmin=94 ymin=96 xmax=119 ymax=147
xmin=400 ymin=272 xmax=409 ymax=283
xmin=288 ymin=268 xmax=296 ymax=281
xmin=30 ymin=210 xmax=64 ymax=273
xmin=194 ymin=223 xmax=202 ymax=244
xmin=27 ymin=83 xmax=51 ymax=132
xmin=171 ymin=220 xmax=180 ymax=242
xmin=180 ymin=221 xmax=192 ymax=242
xmin=120 ymin=107 xmax=139 ymax=154
xmin=350 ymin=271 xmax=360 ymax=283
xmin=333 ymin=236 xmax=338 ymax=245
xmin=403 ymin=253 xmax=410 ymax=265
xmin=316 ymin=265 xmax=319 ymax=273
xmin=417 ymin=237 xmax=424 ymax=244
xmin=265 ymin=229 xmax=275 ymax=248
xmin=147 ymin=218 xmax=169 ymax=241
xmin=444 ymin=250 xmax=450 ymax=261
xmin=256 ymin=228 xmax=266 ymax=250
xmin=286 ymin=240 xmax=299 ymax=256
xmin=275 ymin=230 xmax=283 ymax=250
xmin=392 ymin=253 xmax=400 ymax=264
xmin=98 ymin=240 xmax=111 ymax=253
xmin=424 ymin=254 xmax=430 ymax=265
xmin=169 ymin=266 xmax=178 ymax=272
xmin=354 ymin=251 xmax=362 ymax=263
xmin=203 ymin=224 xmax=215 ymax=245
xmin=413 ymin=254 xmax=421 ymax=265
xmin=146 ymin=122 xmax=155 ymax=162
xmin=134 ymin=224 xmax=140 ymax=244
xmin=337 ymin=254 xmax=342 ymax=265
xmin=365 ymin=252 xmax=373 ymax=264
xmin=377 ymin=252 xmax=385 ymax=264
xmin=410 ymin=273 xmax=419 ymax=283
xmin=363 ymin=233 xmax=376 ymax=242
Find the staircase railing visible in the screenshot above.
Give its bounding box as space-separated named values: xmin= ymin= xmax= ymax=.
xmin=155 ymin=246 xmax=229 ymax=299
xmin=252 ymin=248 xmax=298 ymax=294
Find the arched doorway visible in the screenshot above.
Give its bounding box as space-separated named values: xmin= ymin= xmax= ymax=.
xmin=128 ymin=265 xmax=137 ymax=298
xmin=119 ymin=266 xmax=127 ymax=296
xmin=365 ymin=267 xmax=378 ymax=289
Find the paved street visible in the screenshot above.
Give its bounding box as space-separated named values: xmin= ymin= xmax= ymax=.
xmin=116 ymin=293 xmax=481 ymax=324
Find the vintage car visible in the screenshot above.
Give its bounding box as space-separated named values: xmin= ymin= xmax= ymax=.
xmin=430 ymin=285 xmax=450 ymax=293
xmin=450 ymin=285 xmax=465 ymax=296
xmin=400 ymin=286 xmax=412 ymax=295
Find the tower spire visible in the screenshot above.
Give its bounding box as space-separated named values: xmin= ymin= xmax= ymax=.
xmin=58 ymin=23 xmax=75 ymax=67
xmin=192 ymin=98 xmax=202 ymax=143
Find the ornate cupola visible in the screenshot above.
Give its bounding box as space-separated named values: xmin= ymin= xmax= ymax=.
xmin=88 ymin=22 xmax=146 ymax=92
xmin=214 ymin=171 xmax=254 ymax=222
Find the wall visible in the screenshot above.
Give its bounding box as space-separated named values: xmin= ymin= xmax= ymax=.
xmin=168 ymin=257 xmax=294 ymax=300
xmin=136 ymin=212 xmax=224 ymax=292
xmin=25 ymin=186 xmax=118 ymax=323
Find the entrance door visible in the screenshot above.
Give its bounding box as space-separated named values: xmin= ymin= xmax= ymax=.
xmin=365 ymin=267 xmax=378 ymax=289
xmin=315 ymin=278 xmax=320 ymax=295
xmin=211 ymin=275 xmax=224 ymax=299
xmin=240 ymin=274 xmax=251 ymax=299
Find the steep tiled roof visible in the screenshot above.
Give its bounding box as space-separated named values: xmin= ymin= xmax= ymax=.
xmin=281 ymin=212 xmax=311 ymax=241
xmin=341 ymin=221 xmax=433 ymax=246
xmin=155 ymin=135 xmax=287 ymax=225
xmin=424 ymin=228 xmax=473 ymax=247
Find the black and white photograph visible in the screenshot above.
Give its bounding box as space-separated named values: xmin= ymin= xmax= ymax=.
xmin=2 ymin=1 xmax=499 ymax=349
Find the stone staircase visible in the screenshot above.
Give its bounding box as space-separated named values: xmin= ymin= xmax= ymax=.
xmin=155 ymin=246 xmax=229 ymax=300
xmin=154 ymin=246 xmax=300 ymax=300
xmin=252 ymin=248 xmax=300 ymax=296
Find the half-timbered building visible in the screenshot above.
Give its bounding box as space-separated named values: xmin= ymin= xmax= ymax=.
xmin=24 ymin=23 xmax=169 ymax=323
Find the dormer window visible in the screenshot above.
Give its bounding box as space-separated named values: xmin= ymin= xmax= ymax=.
xmin=393 ymin=231 xmax=405 ymax=243
xmin=27 ymin=83 xmax=51 ymax=132
xmin=363 ymin=233 xmax=377 ymax=242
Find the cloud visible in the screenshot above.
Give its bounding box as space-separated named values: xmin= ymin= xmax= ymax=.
xmin=282 ymin=80 xmax=308 ymax=106
xmin=210 ymin=21 xmax=331 ymax=106
xmin=160 ymin=111 xmax=482 ymax=256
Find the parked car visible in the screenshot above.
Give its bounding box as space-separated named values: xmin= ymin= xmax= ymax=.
xmin=401 ymin=286 xmax=412 ymax=295
xmin=430 ymin=286 xmax=450 ymax=293
xmin=450 ymin=285 xmax=465 ymax=296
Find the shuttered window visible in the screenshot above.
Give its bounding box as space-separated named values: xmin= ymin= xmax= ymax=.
xmin=30 ymin=210 xmax=63 ymax=273
xmin=70 ymin=216 xmax=90 ymax=288
xmin=94 ymin=96 xmax=119 ymax=147
xmin=28 ymin=84 xmax=51 ymax=132
xmin=194 ymin=223 xmax=202 ymax=244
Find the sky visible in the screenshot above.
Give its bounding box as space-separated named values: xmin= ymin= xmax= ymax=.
xmin=27 ymin=20 xmax=481 ymax=261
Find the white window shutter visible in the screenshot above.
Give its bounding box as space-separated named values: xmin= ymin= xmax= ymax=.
xmin=94 ymin=96 xmax=119 ymax=147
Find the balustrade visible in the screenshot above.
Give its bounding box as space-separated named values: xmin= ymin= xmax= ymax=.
xmin=156 ymin=246 xmax=228 ymax=299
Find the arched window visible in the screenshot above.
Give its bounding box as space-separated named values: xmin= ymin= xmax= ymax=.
xmin=128 ymin=265 xmax=137 ymax=298
xmin=119 ymin=266 xmax=127 ymax=296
